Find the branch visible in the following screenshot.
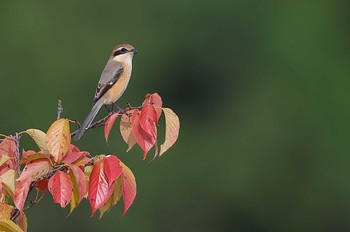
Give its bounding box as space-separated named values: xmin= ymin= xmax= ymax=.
xmin=10 ymin=162 xmax=94 ymax=221
xmin=11 ymin=101 xmax=142 ymax=222
xmin=70 ymin=105 xmax=142 ymax=137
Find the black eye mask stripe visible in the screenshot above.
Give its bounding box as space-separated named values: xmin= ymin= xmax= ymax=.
xmin=113 ymin=48 xmax=128 ymax=57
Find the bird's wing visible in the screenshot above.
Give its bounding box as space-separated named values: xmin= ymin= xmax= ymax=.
xmin=93 ymin=59 xmax=124 ymax=105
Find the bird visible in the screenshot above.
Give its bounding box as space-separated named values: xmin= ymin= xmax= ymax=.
xmin=73 ymin=43 xmax=138 ymax=141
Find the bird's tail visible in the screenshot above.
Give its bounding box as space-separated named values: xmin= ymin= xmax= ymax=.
xmin=73 ymin=100 xmax=103 ymax=141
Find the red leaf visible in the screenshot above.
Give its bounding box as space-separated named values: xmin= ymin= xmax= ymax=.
xmin=142 ymin=93 xmax=163 ymax=120
xmin=48 ymin=171 xmax=73 ymax=208
xmin=132 ymin=110 xmax=156 ymax=159
xmin=120 ymin=162 xmax=136 ymax=216
xmin=0 ymin=164 xmax=10 ymax=176
xmin=0 ymin=137 xmax=18 ymax=169
xmin=62 ymin=151 xmax=89 ymax=164
xmin=88 ymin=160 xmax=110 ymax=216
xmin=35 ymin=178 xmax=48 ymax=192
xmin=17 ymin=159 xmax=51 ymax=182
xmin=14 ymin=178 xmax=32 ymax=213
xmin=104 ymin=156 xmax=122 ymax=186
xmin=68 ymin=144 xmax=80 ymax=152
xmin=68 ymin=164 xmax=86 ymax=203
xmin=104 ymin=113 xmax=119 ymax=144
xmin=140 ymin=105 xmax=158 ymax=130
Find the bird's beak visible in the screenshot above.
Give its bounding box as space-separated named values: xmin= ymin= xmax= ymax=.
xmin=131 ymin=49 xmax=138 ymax=55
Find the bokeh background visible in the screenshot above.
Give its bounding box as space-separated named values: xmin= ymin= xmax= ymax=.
xmin=1 ymin=1 xmax=350 ymax=231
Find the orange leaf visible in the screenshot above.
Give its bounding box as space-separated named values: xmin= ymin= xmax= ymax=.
xmin=120 ymin=161 xmax=136 ymax=216
xmin=48 ymin=170 xmax=73 ymax=208
xmin=45 ymin=118 xmax=71 ymax=163
xmin=159 ymin=108 xmax=180 ymax=156
xmin=104 ymin=156 xmax=122 ymax=186
xmin=131 ymin=110 xmax=156 ymax=159
xmin=0 ymin=196 xmax=27 ymax=231
xmin=21 ymin=150 xmax=36 ymax=160
xmin=104 ymin=113 xmax=119 ymax=144
xmin=88 ymin=160 xmax=110 ymax=216
xmin=19 ymin=153 xmax=50 ymax=165
xmin=17 ymin=159 xmax=51 ymax=182
xmin=0 ymin=203 xmax=12 ymax=220
xmin=120 ymin=113 xmax=137 ymax=152
xmin=0 ymin=219 xmax=24 ymax=232
xmin=14 ymin=178 xmax=32 ymax=213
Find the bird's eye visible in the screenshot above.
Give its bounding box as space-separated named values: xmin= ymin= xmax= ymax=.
xmin=113 ymin=48 xmax=128 ymax=57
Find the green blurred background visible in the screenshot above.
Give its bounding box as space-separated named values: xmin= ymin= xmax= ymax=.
xmin=1 ymin=1 xmax=350 ymax=231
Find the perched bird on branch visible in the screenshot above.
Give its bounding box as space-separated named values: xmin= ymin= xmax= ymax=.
xmin=74 ymin=44 xmax=138 ymax=141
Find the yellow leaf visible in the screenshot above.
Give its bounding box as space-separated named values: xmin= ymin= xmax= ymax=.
xmin=98 ymin=191 xmax=113 ymax=219
xmin=0 ymin=219 xmax=24 ymax=232
xmin=111 ymin=177 xmax=122 ymax=206
xmin=84 ymin=166 xmax=93 ymax=198
xmin=0 ymin=204 xmax=27 ymax=232
xmin=45 ymin=119 xmax=71 ymax=163
xmin=120 ymin=114 xmax=136 ymax=152
xmin=0 ymin=155 xmax=10 ymax=166
xmin=98 ymin=178 xmax=122 ymax=219
xmin=159 ymin=108 xmax=180 ymax=156
xmin=24 ymin=129 xmax=47 ymax=151
xmin=0 ymin=203 xmax=12 ymax=220
xmin=68 ymin=172 xmax=79 ymax=214
xmin=1 ymin=170 xmax=16 ymax=197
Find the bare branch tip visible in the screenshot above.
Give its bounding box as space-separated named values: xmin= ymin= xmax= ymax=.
xmin=57 ymin=99 xmax=63 ymax=120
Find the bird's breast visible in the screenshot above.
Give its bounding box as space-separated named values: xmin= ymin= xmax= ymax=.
xmin=102 ymin=67 xmax=132 ymax=105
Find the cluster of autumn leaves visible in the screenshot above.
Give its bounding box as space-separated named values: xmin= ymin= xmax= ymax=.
xmin=0 ymin=93 xmax=179 ymax=232
xmin=105 ymin=93 xmax=179 ymax=159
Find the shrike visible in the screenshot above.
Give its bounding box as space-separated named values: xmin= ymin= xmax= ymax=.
xmin=74 ymin=44 xmax=138 ymax=141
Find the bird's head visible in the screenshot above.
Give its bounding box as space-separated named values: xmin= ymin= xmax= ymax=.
xmin=111 ymin=44 xmax=138 ymax=62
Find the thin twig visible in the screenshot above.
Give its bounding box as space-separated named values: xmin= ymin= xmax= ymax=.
xmin=14 ymin=133 xmax=21 ymax=176
xmin=57 ymin=99 xmax=63 ymax=119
